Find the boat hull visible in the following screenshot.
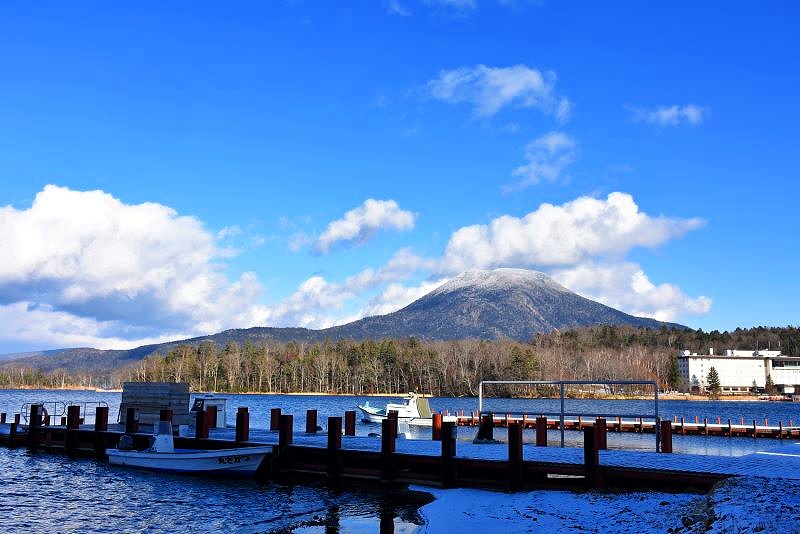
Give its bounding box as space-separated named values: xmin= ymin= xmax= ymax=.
xmin=357 ymin=406 xmax=433 ymax=426
xmin=107 ymin=446 xmax=273 ymax=476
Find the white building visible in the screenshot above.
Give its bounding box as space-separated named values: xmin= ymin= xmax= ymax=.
xmin=678 ymin=348 xmax=800 ymax=394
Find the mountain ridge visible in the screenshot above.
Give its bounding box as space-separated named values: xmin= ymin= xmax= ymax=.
xmin=2 ymin=268 xmax=684 ymax=372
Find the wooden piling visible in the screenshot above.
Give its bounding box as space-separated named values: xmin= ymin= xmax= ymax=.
xmin=703 ymin=418 xmax=708 ymax=436
xmin=270 ymin=408 xmax=281 ymax=431
xmin=660 ymin=419 xmax=673 ymax=453
xmin=206 ymin=405 xmax=217 ymax=429
xmin=508 ymin=422 xmax=523 ymax=490
xmin=95 ymin=406 xmax=109 ymax=432
xmin=279 ymin=414 xmax=293 ymax=450
xmin=432 ymin=413 xmax=443 ymax=441
xmin=779 ymin=421 xmax=784 ymax=439
xmin=441 ymin=421 xmax=456 ymax=487
xmin=306 ymin=409 xmax=318 ymax=434
xmin=236 ymin=407 xmax=250 ymax=443
xmin=583 ymin=426 xmax=599 ymax=489
xmin=477 ymin=413 xmax=494 ymax=441
xmin=194 ymin=407 xmax=208 ymax=439
xmin=9 ymin=414 xmax=19 ymax=446
xmin=381 ymin=418 xmax=396 ymax=481
xmin=327 ymin=416 xmax=342 ymax=478
xmin=126 ymin=407 xmax=139 ymax=434
xmin=160 ymin=409 xmax=173 ymax=423
xmin=727 ymin=419 xmax=732 ymax=437
xmin=595 ymin=417 xmax=607 ymax=450
xmin=753 ymin=420 xmax=757 ymax=438
xmin=344 ymin=410 xmax=356 ymax=436
xmin=680 ymin=417 xmax=685 ymax=435
xmin=28 ymin=404 xmax=44 ymax=450
xmin=387 ymin=410 xmax=399 ymax=439
xmin=535 ymin=416 xmax=547 ymax=447
xmin=0 ymin=413 xmax=5 ymax=424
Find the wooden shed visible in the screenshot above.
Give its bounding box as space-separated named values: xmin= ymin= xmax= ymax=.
xmin=118 ymin=382 xmax=191 ymax=426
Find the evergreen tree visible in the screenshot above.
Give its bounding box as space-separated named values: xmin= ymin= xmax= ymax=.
xmin=706 ymin=366 xmax=721 ymax=398
xmin=668 ymin=355 xmax=681 ymax=390
xmin=765 ymin=374 xmax=776 ymax=394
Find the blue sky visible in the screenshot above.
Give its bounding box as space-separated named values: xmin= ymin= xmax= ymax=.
xmin=0 ymin=1 xmax=798 ymax=352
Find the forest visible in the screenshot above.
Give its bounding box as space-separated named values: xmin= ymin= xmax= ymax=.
xmin=1 ymin=325 xmax=798 ymax=395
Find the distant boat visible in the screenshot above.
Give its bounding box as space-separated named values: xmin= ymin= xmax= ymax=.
xmin=107 ymin=421 xmax=272 ymax=476
xmin=358 ymin=392 xmax=448 ymax=427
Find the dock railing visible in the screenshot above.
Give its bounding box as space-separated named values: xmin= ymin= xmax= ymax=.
xmin=478 ymin=380 xmax=661 ymax=451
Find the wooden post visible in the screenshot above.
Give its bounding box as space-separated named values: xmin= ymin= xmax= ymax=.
xmin=270 ymin=408 xmax=281 ymax=431
xmin=660 ymin=419 xmax=673 ymax=453
xmin=583 ymin=426 xmax=599 ymax=489
xmin=9 ymin=413 xmax=20 ymax=446
xmin=477 ymin=413 xmax=494 ymax=441
xmin=0 ymin=413 xmax=5 ymax=424
xmin=194 ymin=407 xmax=208 ymax=439
xmin=780 ymin=421 xmax=784 ymax=439
xmin=126 ymin=407 xmax=139 ymax=434
xmin=279 ymin=414 xmax=293 ymax=450
xmin=680 ymin=416 xmax=685 ymax=435
xmin=159 ymin=408 xmax=173 ymax=423
xmin=703 ymin=418 xmax=708 ymax=436
xmin=95 ymin=406 xmax=109 ymax=432
xmin=236 ymin=407 xmax=250 ymax=443
xmin=535 ymin=416 xmax=547 ymax=447
xmin=727 ymin=418 xmax=732 ymax=437
xmin=441 ymin=421 xmax=456 ymax=487
xmin=306 ymin=409 xmax=318 ymax=434
xmin=616 ymin=415 xmax=622 ymax=432
xmin=508 ymin=422 xmax=523 ymax=491
xmin=66 ymin=405 xmax=81 ymax=430
xmin=432 ymin=413 xmax=443 ymax=441
xmin=327 ymin=416 xmax=342 ymax=478
xmin=381 ymin=418 xmax=396 ymax=481
xmin=27 ymin=404 xmax=43 ymax=450
xmin=206 ymin=405 xmax=217 ymax=429
xmin=344 ymin=410 xmax=356 ymax=436
xmin=387 ymin=410 xmax=399 ymax=440
xmin=595 ymin=417 xmax=607 ymax=450
xmin=753 ymin=419 xmax=757 ymax=438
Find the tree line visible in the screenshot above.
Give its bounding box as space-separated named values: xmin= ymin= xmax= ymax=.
xmin=1 ymin=325 xmax=797 ymax=394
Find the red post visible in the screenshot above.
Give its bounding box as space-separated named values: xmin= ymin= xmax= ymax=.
xmin=279 ymin=414 xmax=293 ymax=450
xmin=583 ymin=426 xmax=599 ymax=488
xmin=660 ymin=419 xmax=673 ymax=453
xmin=508 ymin=422 xmax=523 ymax=490
xmin=381 ymin=418 xmax=396 ymax=481
xmin=206 ymin=406 xmax=217 ymax=429
xmin=432 ymin=413 xmax=443 ymax=441
xmin=344 ymin=410 xmax=356 ymax=436
xmin=327 ymin=416 xmax=342 ymax=478
xmin=66 ymin=405 xmax=81 ymax=429
xmin=95 ymin=406 xmax=109 ymax=432
xmin=236 ymin=407 xmax=250 ymax=443
xmin=595 ymin=417 xmax=607 ymax=450
xmin=441 ymin=421 xmax=456 ymax=487
xmin=194 ymin=407 xmax=208 ymax=439
xmin=535 ymin=416 xmax=547 ymax=447
xmin=126 ymin=407 xmax=139 ymax=434
xmin=306 ymin=409 xmax=318 ymax=434
xmin=160 ymin=409 xmax=173 ymax=423
xmin=270 ymin=408 xmax=281 ymax=431
xmin=387 ymin=410 xmax=399 ymax=439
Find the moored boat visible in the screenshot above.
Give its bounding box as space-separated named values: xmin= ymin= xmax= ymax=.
xmin=107 ymin=421 xmax=272 ymax=476
xmin=358 ymin=392 xmax=451 ymax=427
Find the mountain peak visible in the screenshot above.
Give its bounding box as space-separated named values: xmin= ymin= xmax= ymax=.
xmin=431 ymin=268 xmax=568 ymax=296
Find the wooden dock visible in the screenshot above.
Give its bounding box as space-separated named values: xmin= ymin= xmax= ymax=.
xmin=6 ymin=403 xmax=800 ymax=496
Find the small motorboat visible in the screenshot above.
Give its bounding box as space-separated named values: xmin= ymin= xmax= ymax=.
xmin=358 ymin=392 xmax=438 ymax=427
xmin=107 ymin=421 xmax=272 ymax=477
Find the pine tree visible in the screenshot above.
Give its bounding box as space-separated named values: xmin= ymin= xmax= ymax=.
xmin=668 ymin=355 xmax=681 ymax=390
xmin=706 ymin=366 xmax=721 ymax=398
xmin=765 ymin=374 xmax=776 ymax=395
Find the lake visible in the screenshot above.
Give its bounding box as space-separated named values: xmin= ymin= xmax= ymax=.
xmin=1 ymin=389 xmax=799 ymax=532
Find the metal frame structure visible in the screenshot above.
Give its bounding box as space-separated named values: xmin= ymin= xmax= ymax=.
xmin=478 ymin=380 xmax=661 ymax=451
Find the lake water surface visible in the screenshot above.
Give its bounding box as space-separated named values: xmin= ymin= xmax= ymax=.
xmin=1 ymin=389 xmax=799 ymax=532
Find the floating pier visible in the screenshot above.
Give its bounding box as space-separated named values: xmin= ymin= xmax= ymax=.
xmin=4 ymin=402 xmax=800 ymax=497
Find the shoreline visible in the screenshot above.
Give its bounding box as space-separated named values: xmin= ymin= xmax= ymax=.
xmin=0 ymin=385 xmax=783 ymax=402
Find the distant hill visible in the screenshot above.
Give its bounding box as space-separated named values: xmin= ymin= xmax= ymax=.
xmin=2 ymin=268 xmax=683 ymax=373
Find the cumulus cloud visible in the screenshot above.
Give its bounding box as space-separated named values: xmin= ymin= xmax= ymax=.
xmin=0 ymin=185 xmax=268 ymax=349
xmin=552 ymin=262 xmax=712 ymax=322
xmin=314 ymin=199 xmax=416 ymax=254
xmin=505 ymin=131 xmax=577 ymax=191
xmin=428 ymin=64 xmax=571 ymax=119
xmin=439 ymin=192 xmax=705 ymax=273
xmin=627 ymin=104 xmax=708 ymax=126
xmin=361 ymin=278 xmax=449 ymax=317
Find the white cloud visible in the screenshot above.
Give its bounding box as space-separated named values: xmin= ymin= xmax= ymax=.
xmin=0 ymin=185 xmax=268 ymax=349
xmin=386 ymin=0 xmax=412 ymax=15
xmin=428 ymin=64 xmax=571 ymax=119
xmin=505 ymin=131 xmax=577 ymax=191
xmin=552 ymin=262 xmax=712 ymax=322
xmin=361 ymin=278 xmax=449 ymax=317
xmin=314 ymin=199 xmax=416 ymax=254
xmin=627 ymin=104 xmax=708 ymax=126
xmin=440 ymin=192 xmax=705 ymax=273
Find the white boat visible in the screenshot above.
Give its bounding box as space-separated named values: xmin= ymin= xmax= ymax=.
xmin=358 ymin=392 xmax=439 ymax=427
xmin=107 ymin=422 xmax=272 ymax=476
